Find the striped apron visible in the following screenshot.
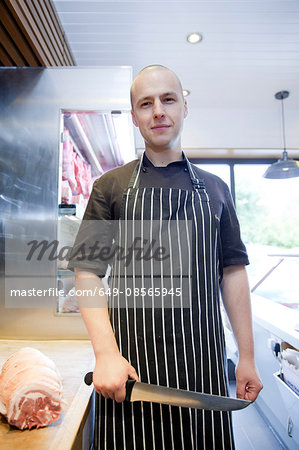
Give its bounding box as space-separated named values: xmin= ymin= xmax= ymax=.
xmin=98 ymin=154 xmax=235 ymax=450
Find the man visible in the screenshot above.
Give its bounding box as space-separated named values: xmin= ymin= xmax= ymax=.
xmin=71 ymin=65 xmax=262 ymax=449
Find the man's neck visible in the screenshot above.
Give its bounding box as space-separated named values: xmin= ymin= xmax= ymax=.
xmin=144 ymin=147 xmax=183 ymax=167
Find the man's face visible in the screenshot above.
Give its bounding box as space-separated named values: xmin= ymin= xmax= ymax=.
xmin=131 ymin=68 xmax=188 ymax=152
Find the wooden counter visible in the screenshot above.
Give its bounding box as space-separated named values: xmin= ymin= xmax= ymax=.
xmin=0 ymin=340 xmax=95 ymax=450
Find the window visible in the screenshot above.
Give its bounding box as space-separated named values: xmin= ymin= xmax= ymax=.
xmin=193 ymin=159 xmax=299 ymax=311
xmin=234 ymin=163 xmax=299 ymax=310
xmin=195 ymin=163 xmax=231 ymax=190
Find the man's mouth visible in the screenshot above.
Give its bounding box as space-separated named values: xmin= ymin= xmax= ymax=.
xmin=151 ymin=125 xmax=170 ymax=130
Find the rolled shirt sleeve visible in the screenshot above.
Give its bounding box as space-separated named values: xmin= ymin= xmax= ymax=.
xmin=219 ymin=183 xmax=249 ymax=268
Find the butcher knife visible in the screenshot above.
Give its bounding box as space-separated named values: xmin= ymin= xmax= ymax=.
xmin=84 ymin=372 xmax=251 ymax=411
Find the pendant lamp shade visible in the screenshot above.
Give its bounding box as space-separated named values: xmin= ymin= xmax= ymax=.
xmin=263 ymin=91 xmax=299 ymax=179
xmin=263 ymin=151 xmax=299 ymax=179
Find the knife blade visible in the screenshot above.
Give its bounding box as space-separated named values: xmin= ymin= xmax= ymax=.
xmin=84 ymin=372 xmax=251 ymax=411
xmin=125 ymin=380 xmax=251 ymax=411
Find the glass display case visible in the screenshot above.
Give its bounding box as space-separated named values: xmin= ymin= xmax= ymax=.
xmin=56 ymin=109 xmax=135 ymax=314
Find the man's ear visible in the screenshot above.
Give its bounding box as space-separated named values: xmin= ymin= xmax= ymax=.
xmin=131 ymin=109 xmax=138 ymax=127
xmin=183 ymin=99 xmax=188 ymax=119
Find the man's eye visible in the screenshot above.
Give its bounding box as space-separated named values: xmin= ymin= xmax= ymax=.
xmin=165 ymin=98 xmax=174 ymax=102
xmin=141 ymin=102 xmax=151 ymax=107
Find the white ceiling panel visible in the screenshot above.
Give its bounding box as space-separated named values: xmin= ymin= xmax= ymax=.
xmin=53 ymin=0 xmax=299 ymax=154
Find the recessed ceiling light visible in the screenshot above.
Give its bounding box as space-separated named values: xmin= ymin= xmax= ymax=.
xmin=183 ymin=90 xmax=190 ymax=97
xmin=187 ymin=32 xmax=202 ymax=44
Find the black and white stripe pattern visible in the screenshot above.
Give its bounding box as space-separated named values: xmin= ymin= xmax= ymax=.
xmin=99 ymin=156 xmax=235 ymax=450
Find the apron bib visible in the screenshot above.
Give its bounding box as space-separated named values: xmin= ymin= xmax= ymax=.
xmin=98 ymin=154 xmax=235 ymax=450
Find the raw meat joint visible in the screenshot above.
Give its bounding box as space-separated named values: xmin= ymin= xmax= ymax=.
xmin=0 ymin=347 xmax=63 ymax=430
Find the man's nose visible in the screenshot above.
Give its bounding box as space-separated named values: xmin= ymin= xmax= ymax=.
xmin=153 ymin=101 xmax=165 ymax=119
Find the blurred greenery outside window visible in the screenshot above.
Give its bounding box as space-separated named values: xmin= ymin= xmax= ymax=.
xmin=195 ymin=162 xmax=299 ymax=310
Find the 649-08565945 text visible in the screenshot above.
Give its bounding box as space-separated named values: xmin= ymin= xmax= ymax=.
xmin=9 ymin=287 xmax=182 ymax=298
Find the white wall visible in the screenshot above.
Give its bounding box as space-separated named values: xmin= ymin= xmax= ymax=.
xmin=134 ymin=106 xmax=299 ymax=158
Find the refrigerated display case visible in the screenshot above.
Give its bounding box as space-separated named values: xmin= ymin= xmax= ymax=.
xmin=0 ymin=66 xmax=136 ymax=338
xmin=56 ymin=108 xmax=135 ymax=314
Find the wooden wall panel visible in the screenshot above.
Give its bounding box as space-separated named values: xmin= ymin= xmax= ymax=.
xmin=42 ymin=0 xmax=73 ymax=64
xmin=35 ymin=0 xmax=64 ymax=64
xmin=0 ymin=0 xmax=75 ymax=67
xmin=0 ymin=42 xmax=14 ymax=66
xmin=0 ymin=2 xmax=39 ymax=66
xmin=0 ymin=22 xmax=26 ymax=65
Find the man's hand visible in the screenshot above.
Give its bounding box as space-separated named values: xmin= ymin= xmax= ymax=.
xmin=235 ymin=359 xmax=263 ymax=402
xmin=75 ymin=270 xmax=140 ymax=403
xmin=93 ymin=352 xmax=140 ymax=403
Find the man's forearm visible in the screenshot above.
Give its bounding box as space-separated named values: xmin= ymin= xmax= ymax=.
xmin=220 ymin=265 xmax=254 ymax=361
xmin=220 ymin=264 xmax=263 ymax=401
xmin=75 ymin=269 xmax=119 ymax=358
xmin=74 ymin=269 xmax=139 ymax=401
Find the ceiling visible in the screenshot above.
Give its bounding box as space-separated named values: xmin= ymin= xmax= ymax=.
xmin=53 ymin=0 xmax=299 ymax=157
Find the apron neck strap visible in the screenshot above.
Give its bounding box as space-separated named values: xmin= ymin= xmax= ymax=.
xmin=127 ymin=153 xmax=144 ymax=189
xmin=184 ymin=153 xmax=205 ymax=190
xmin=127 ymin=151 xmax=205 ymax=191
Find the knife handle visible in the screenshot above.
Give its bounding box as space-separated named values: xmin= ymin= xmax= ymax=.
xmin=84 ymin=371 xmax=93 ymax=386
xmin=125 ymin=379 xmax=136 ymax=401
xmin=85 ymin=372 xmax=136 ymax=402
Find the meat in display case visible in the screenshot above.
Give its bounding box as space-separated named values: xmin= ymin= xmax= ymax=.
xmin=57 ymin=109 xmax=135 ymax=313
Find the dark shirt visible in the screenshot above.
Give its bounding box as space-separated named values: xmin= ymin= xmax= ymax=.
xmin=69 ymin=153 xmax=249 ymax=276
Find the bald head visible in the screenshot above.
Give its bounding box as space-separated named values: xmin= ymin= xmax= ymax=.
xmin=130 ymin=65 xmax=184 ymax=110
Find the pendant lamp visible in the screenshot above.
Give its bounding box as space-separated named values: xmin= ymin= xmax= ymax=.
xmin=263 ymin=91 xmax=299 ymax=179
